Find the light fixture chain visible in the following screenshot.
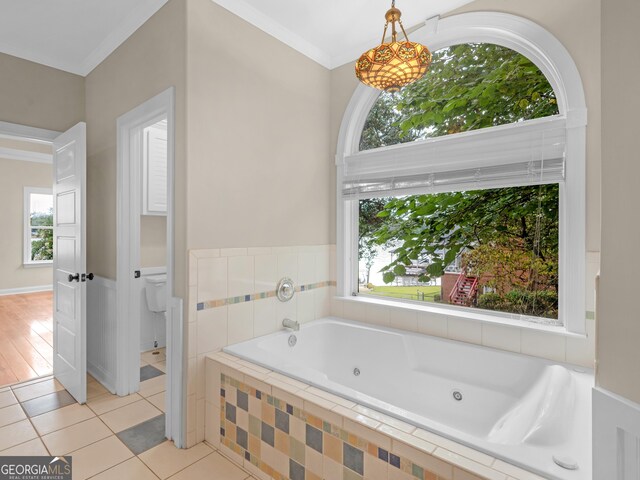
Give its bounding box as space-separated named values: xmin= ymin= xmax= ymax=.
xmin=381 ymin=22 xmax=389 ymax=44
xmin=398 ymin=18 xmax=410 ymax=41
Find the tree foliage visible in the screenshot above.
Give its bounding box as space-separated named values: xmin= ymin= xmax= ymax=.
xmin=361 ymin=43 xmax=559 ymax=148
xmin=30 ymin=212 xmax=53 ymax=261
xmin=397 ymin=43 xmax=559 ymax=137
xmin=358 ymin=198 xmax=388 ymax=283
xmin=477 ymin=290 xmax=558 ymax=320
xmin=371 ymin=185 xmax=559 ymax=287
xmin=360 ymin=93 xmax=420 ymax=151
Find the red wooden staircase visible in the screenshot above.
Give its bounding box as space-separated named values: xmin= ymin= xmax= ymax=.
xmin=448 ymin=272 xmax=479 ymax=306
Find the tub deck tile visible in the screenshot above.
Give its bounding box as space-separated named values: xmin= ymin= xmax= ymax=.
xmin=269 ymin=379 xmax=303 ymax=396
xmin=303 ymin=398 xmax=344 ymax=428
xmin=268 ymin=372 xmax=309 ymax=390
xmin=353 ymin=405 xmax=417 ymax=434
xmin=378 ymin=424 xmax=437 ymax=455
xmin=414 ymin=428 xmax=494 ymax=466
xmin=236 ymin=359 xmax=272 ymax=376
xmin=434 ymin=448 xmax=507 ymax=480
xmin=306 ymin=386 xmax=357 ymax=409
xmin=241 ymin=370 xmax=272 ymax=395
xmin=297 ymin=389 xmax=337 ymax=411
xmin=491 ymin=459 xmax=548 ymax=480
xmin=333 ymin=405 xmax=381 ymax=430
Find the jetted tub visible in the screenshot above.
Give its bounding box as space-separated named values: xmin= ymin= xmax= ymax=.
xmin=224 ymin=317 xmax=592 ymax=480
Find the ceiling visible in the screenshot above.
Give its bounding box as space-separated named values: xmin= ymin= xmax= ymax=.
xmin=210 ymin=0 xmax=474 ymax=68
xmin=0 ymin=0 xmax=169 ymax=76
xmin=0 ymin=0 xmax=473 ymax=76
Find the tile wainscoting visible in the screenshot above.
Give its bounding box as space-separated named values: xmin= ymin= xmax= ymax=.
xmin=331 ymin=298 xmax=595 ymax=369
xmin=206 ymin=352 xmax=546 ymax=480
xmin=330 ymin=251 xmax=600 ymax=369
xmin=187 ymin=245 xmax=336 ymax=447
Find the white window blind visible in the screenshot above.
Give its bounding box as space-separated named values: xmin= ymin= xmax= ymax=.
xmin=342 ymin=116 xmax=566 ymax=198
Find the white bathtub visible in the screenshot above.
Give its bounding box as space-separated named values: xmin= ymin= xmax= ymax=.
xmin=224 ymin=317 xmax=592 ymax=480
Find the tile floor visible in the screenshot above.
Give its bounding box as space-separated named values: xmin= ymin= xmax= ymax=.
xmin=0 ymin=291 xmax=54 ymax=386
xmin=0 ymin=348 xmax=259 ymax=479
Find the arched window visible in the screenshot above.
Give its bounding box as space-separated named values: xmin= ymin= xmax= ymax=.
xmin=360 ymin=43 xmax=559 ymax=151
xmin=336 ymin=13 xmax=587 ymax=334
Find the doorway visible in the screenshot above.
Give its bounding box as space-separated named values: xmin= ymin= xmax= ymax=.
xmin=116 ymin=88 xmax=184 ymax=447
xmin=0 ymin=136 xmax=54 ymax=386
xmin=0 ymin=121 xmax=90 ymax=406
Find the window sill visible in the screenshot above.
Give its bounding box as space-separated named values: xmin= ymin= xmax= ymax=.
xmin=335 ymin=294 xmax=588 ymax=340
xmin=23 ymin=262 xmax=53 ymax=269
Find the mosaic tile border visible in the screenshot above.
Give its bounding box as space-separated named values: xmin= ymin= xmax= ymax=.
xmin=197 ymin=281 xmax=337 ymax=311
xmin=219 ymin=373 xmax=443 ymax=480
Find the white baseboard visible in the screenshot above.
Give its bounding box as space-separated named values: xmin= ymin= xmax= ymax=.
xmin=87 ymin=361 xmax=116 ymax=395
xmin=593 ymin=387 xmax=640 ymax=479
xmin=0 ymin=285 xmax=53 ymax=296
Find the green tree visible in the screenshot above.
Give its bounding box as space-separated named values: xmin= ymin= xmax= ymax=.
xmin=30 ymin=212 xmax=53 ymax=261
xmin=359 ymin=198 xmax=388 ymax=284
xmin=397 ymin=43 xmax=559 ymax=138
xmin=372 ymin=185 xmax=559 ymax=288
xmin=360 ymin=93 xmax=420 ymax=151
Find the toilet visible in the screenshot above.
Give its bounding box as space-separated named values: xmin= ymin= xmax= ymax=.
xmin=144 ymin=274 xmax=167 ymax=351
xmin=145 ymin=274 xmax=167 ymax=313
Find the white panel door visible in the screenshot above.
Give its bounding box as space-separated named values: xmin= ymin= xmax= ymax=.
xmin=53 ymin=122 xmax=87 ymax=404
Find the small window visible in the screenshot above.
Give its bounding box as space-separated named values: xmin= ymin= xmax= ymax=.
xmin=24 ymin=187 xmax=53 ymax=265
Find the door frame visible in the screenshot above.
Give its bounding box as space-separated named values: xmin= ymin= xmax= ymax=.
xmin=116 ymin=87 xmax=184 ymax=447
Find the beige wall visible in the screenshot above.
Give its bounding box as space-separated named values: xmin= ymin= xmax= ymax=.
xmin=140 ymin=215 xmax=167 ymax=268
xmin=597 ymin=0 xmax=640 ymax=403
xmin=331 ymin=0 xmax=601 ymax=253
xmin=85 ymin=0 xmax=187 ymax=294
xmin=183 ymin=0 xmax=332 ymax=447
xmin=0 ymin=52 xmax=84 ymax=132
xmin=0 ymin=158 xmax=53 ymax=291
xmin=185 ymin=0 xmax=332 ymax=252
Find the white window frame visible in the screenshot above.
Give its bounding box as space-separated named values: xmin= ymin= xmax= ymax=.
xmin=335 ymin=12 xmax=587 ymax=334
xmin=23 ymin=186 xmax=54 ymax=267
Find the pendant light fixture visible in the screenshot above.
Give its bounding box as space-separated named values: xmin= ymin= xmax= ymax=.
xmin=355 ymin=0 xmax=432 ymax=93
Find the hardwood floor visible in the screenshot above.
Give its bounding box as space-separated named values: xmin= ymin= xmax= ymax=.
xmin=0 ymin=291 xmax=53 ymax=387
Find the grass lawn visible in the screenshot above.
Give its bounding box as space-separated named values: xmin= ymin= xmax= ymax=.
xmin=361 ymin=285 xmax=441 ymax=302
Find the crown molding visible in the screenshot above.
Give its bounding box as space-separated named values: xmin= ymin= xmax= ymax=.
xmin=0 ymin=121 xmax=59 ymax=143
xmin=0 ymin=147 xmax=52 ymax=164
xmin=210 ymin=0 xmax=332 ymax=69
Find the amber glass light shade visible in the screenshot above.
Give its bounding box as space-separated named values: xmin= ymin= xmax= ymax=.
xmin=355 ymin=1 xmax=432 ymax=92
xmin=356 ymin=40 xmax=431 ymax=93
